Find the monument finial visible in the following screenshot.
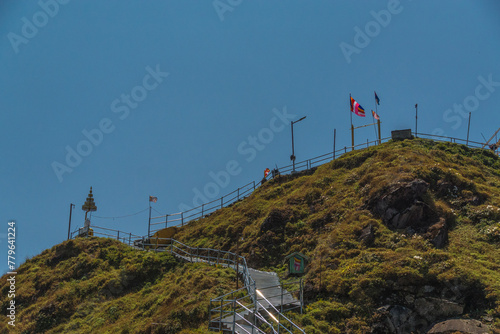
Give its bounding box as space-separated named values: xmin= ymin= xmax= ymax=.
xmin=82 ymin=186 xmax=97 ymax=220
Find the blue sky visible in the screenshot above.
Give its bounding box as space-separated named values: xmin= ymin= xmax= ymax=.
xmin=1 ymin=1 xmax=500 ymax=272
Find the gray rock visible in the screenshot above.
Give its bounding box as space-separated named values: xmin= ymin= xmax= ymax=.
xmin=427 ymin=318 xmax=489 ymax=334
xmin=374 ymin=305 xmax=428 ymax=334
xmin=425 ymin=218 xmax=448 ymax=248
xmin=414 ymin=297 xmax=464 ymax=321
xmin=359 ymin=224 xmax=375 ymax=245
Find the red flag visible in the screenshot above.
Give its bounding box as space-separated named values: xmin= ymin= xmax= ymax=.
xmin=264 ymin=168 xmax=270 ymax=177
xmin=372 ymin=110 xmax=380 ymax=120
xmin=350 ymin=96 xmax=366 ymax=117
xmin=149 ymin=196 xmax=158 ymax=203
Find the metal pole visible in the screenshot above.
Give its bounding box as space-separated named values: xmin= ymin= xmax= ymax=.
xmin=209 ymin=300 xmax=212 ymax=331
xmin=351 ymin=124 xmax=355 ymax=151
xmin=374 ymin=94 xmax=379 ymax=142
xmin=300 ymin=279 xmax=303 ymax=314
xmin=333 ymin=128 xmax=336 ymax=161
xmin=232 ymin=300 xmax=236 ymax=333
xmin=67 ymin=203 xmax=75 ymax=240
xmin=415 ymin=103 xmax=418 ymax=137
xmin=377 ymin=119 xmax=381 ymax=145
xmin=467 ymin=112 xmax=471 ymax=146
xmin=236 ymin=254 xmax=239 ymax=290
xmin=291 ymin=121 xmax=295 ymax=172
xmin=148 ymin=202 xmax=151 ymax=237
xmin=219 ymin=299 xmax=223 ymax=331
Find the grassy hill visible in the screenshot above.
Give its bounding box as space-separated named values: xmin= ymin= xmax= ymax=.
xmin=2 ymin=138 xmax=500 ymax=333
xmin=174 ymin=138 xmax=500 ymax=333
xmin=0 ymin=238 xmax=237 ymax=333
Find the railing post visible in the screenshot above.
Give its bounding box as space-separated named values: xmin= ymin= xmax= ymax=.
xmin=165 ymin=214 xmax=168 ymax=228
xmin=237 ymin=188 xmax=240 ymax=201
xmin=253 ymin=281 xmax=257 ymax=328
xmin=128 ymin=233 xmax=131 ymax=246
xmin=300 ymin=278 xmax=303 ymax=314
xmin=181 ymin=212 xmax=184 ymax=226
xmin=117 ymin=230 xmax=120 ymax=241
xmin=221 ymin=197 xmax=223 ymax=209
xmin=202 ymin=204 xmax=204 ymax=218
xmin=253 ymin=181 xmax=255 ymax=190
xmin=220 ymin=299 xmax=223 ymax=331
xmin=281 ymin=285 xmax=284 ymax=313
xmin=209 ymin=300 xmax=212 ymax=331
xmin=142 ymin=236 xmax=145 ymax=250
xmin=232 ymin=300 xmax=236 ymax=334
xmin=344 ymin=146 xmax=347 ymax=153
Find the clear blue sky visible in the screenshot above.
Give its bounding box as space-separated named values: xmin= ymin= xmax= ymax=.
xmin=1 ymin=1 xmax=500 ymax=272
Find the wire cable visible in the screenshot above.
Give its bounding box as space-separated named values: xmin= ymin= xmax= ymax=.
xmin=92 ymin=207 xmax=149 ymax=220
xmin=152 ymin=207 xmax=165 ymax=216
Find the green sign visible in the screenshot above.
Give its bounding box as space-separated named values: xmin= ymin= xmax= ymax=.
xmin=289 ymin=255 xmax=305 ymax=274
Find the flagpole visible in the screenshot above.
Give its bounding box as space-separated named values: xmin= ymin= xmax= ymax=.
xmin=377 ymin=118 xmax=381 ymax=145
xmin=350 ymin=94 xmax=354 ymax=151
xmin=349 ymin=93 xmax=352 ymax=127
xmin=371 ymin=112 xmax=378 ymax=142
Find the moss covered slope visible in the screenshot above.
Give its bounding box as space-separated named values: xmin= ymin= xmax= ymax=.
xmin=3 ymin=138 xmax=500 ymax=333
xmin=1 ymin=238 xmax=236 ymax=333
xmin=175 ymin=138 xmax=500 ymax=332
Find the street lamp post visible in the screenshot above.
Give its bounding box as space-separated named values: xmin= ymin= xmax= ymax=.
xmin=67 ymin=203 xmax=75 ymax=240
xmin=291 ymin=116 xmax=306 ymax=173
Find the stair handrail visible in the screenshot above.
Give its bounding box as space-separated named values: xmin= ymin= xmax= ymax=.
xmin=235 ymin=300 xmax=277 ymax=334
xmin=255 ymin=290 xmax=304 ymax=334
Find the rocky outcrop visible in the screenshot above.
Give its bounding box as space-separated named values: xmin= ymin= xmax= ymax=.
xmin=259 ymin=208 xmax=291 ymax=234
xmin=372 ymin=298 xmax=466 ymax=334
xmin=366 ymin=179 xmax=448 ymax=248
xmin=368 ymin=179 xmax=431 ymax=230
xmin=427 ymin=319 xmax=490 ymax=334
xmin=359 ymin=224 xmax=375 ymax=246
xmin=424 ymin=218 xmax=448 ymax=248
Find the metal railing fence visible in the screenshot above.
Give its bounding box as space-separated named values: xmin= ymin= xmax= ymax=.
xmin=70 ymin=225 xmax=142 ymax=246
xmin=209 ymin=280 xmax=304 ymax=334
xmin=151 ymin=132 xmax=493 ymax=234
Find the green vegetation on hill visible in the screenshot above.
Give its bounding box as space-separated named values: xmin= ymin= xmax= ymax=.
xmin=0 ymin=238 xmax=236 ymax=333
xmin=174 ymin=138 xmax=500 ymax=333
xmin=3 ymin=139 xmax=500 ymax=333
